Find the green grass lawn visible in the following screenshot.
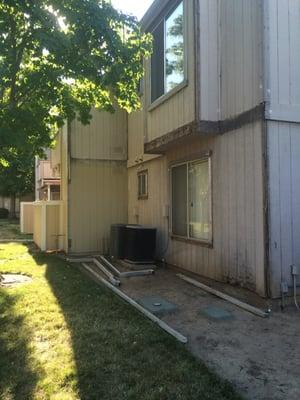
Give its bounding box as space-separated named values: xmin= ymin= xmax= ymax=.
xmin=0 ymin=243 xmax=242 ymax=400
xmin=0 ymin=219 xmax=32 ymax=241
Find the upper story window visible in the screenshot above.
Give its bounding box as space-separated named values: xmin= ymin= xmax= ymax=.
xmin=151 ymin=1 xmax=185 ymax=103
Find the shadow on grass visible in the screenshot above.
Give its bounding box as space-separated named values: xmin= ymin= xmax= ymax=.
xmin=0 ymin=290 xmax=38 ymax=399
xmin=40 ymin=252 xmax=241 ymax=400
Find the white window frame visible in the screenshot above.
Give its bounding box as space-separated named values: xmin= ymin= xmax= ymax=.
xmin=149 ymin=0 xmax=187 ymax=106
xmin=170 ymin=156 xmax=213 ymax=245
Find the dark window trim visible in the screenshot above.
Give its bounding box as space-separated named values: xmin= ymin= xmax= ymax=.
xmin=149 ymin=0 xmax=187 ymax=107
xmin=138 ymin=169 xmax=149 ymax=200
xmin=170 ymin=155 xmax=213 ymax=245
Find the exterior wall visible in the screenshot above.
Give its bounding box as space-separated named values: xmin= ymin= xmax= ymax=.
xmin=128 ymin=110 xmax=144 ymax=165
xmin=33 ymin=202 xmax=62 ymax=251
xmin=267 ymin=121 xmax=300 ymax=298
xmin=46 ymin=204 xmax=61 ymax=250
xmin=127 ymin=108 xmax=160 ymax=167
xmin=265 ymin=0 xmax=300 ymax=298
xmin=68 ymin=108 xmax=128 ymax=254
xmin=70 ymin=108 xmax=127 ymax=161
xmin=197 ymin=0 xmax=263 ymax=121
xmin=198 ymin=0 xmax=220 ymax=121
xmin=129 ymin=121 xmax=266 ymax=296
xmin=60 ymin=125 xmax=69 ymax=252
xmin=264 ymin=0 xmax=300 ymax=123
xmin=20 ymin=202 xmax=35 ymax=234
xmin=51 ymin=133 xmax=62 ymax=170
xmin=219 ymin=0 xmax=263 ymax=119
xmin=68 ymin=160 xmax=128 ymax=254
xmin=33 ymin=204 xmax=43 ymax=249
xmin=128 ymin=157 xmax=168 ymax=256
xmin=144 ymin=0 xmax=196 ymax=143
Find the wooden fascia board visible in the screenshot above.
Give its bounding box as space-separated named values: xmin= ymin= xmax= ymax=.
xmin=144 ymin=103 xmax=265 ymax=154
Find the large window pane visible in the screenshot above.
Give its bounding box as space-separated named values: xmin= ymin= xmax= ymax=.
xmin=172 ymin=164 xmax=187 ymax=237
xmin=165 ymin=2 xmax=184 ymax=92
xmin=188 ymin=160 xmax=211 ymax=240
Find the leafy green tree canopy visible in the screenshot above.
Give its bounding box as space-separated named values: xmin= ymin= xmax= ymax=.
xmin=0 ymin=0 xmax=152 ymax=164
xmin=0 ymin=148 xmax=34 ymax=198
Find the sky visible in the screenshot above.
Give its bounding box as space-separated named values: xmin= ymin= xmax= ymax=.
xmin=111 ymin=0 xmax=155 ymax=20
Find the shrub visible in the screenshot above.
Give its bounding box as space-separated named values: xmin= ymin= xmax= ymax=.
xmin=0 ymin=208 xmax=9 ymax=219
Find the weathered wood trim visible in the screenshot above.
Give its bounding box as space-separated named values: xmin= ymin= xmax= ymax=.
xmin=262 ymin=119 xmax=271 ymax=298
xmin=171 ymin=235 xmax=213 ymax=249
xmin=144 ymin=103 xmax=265 ymax=154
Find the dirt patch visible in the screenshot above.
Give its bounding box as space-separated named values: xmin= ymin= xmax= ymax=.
xmin=116 ymin=267 xmax=300 ymax=400
xmin=0 ymin=273 xmax=32 ymax=288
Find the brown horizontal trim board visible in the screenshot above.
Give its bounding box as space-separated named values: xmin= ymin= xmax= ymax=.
xmin=144 ymin=103 xmax=265 ymax=154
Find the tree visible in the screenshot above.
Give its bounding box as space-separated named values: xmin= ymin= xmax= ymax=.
xmin=0 ymin=148 xmax=35 ymax=218
xmin=0 ymin=0 xmax=152 ymax=165
xmin=166 ymin=12 xmax=184 ymax=90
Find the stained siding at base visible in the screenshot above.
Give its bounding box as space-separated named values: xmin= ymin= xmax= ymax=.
xmin=128 ymin=121 xmax=266 ymax=296
xmin=68 ymin=160 xmax=128 ymax=254
xmin=268 ymin=121 xmax=300 ymax=297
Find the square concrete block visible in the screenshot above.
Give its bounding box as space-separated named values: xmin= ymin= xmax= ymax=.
xmin=137 ymin=296 xmax=178 ymax=315
xmin=200 ymin=306 xmax=235 ymax=321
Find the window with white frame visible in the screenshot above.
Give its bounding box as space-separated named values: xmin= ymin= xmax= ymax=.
xmin=138 ymin=170 xmax=148 ymax=199
xmin=171 ymin=158 xmax=212 ymax=242
xmin=151 ymin=1 xmax=185 ymax=103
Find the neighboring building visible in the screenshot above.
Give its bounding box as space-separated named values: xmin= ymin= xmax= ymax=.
xmin=33 ymin=0 xmax=300 ymax=301
xmin=35 ymin=149 xmax=61 ymax=201
xmin=0 ymin=194 xmax=34 ymax=217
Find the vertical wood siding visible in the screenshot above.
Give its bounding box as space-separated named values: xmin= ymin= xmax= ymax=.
xmin=198 ymin=0 xmax=220 ymax=121
xmin=128 ymin=158 xmax=168 ymax=256
xmin=70 ymin=108 xmax=127 ymax=161
xmin=69 ymin=160 xmax=128 ymax=254
xmin=265 ymin=0 xmax=300 ymax=123
xmin=20 ymin=202 xmax=35 ymax=234
xmin=33 ymin=205 xmax=43 ymax=250
xmin=46 ymin=204 xmax=61 ymax=250
xmin=268 ymin=121 xmax=300 ymax=297
xmin=128 ymin=121 xmax=265 ymax=295
xmin=67 ymin=108 xmax=128 ymax=254
xmin=127 ymin=109 xmax=162 ymax=167
xmin=60 ymin=125 xmax=69 ymax=252
xmin=128 ymin=110 xmax=144 ymax=164
xmin=219 ymin=0 xmax=263 ymax=119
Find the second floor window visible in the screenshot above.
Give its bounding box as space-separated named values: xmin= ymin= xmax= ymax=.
xmin=151 ymin=1 xmax=185 ymax=103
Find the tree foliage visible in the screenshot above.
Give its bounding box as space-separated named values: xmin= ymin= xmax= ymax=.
xmin=0 ymin=148 xmax=34 ymax=198
xmin=0 ymin=0 xmax=152 ymax=165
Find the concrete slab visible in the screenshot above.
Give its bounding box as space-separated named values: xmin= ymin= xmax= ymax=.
xmin=200 ymin=306 xmax=235 ymax=321
xmin=137 ymin=296 xmax=178 ymax=315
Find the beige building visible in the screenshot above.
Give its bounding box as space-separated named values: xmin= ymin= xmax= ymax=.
xmin=32 ymin=0 xmax=300 ymax=301
xmin=35 ymin=150 xmax=61 ymax=201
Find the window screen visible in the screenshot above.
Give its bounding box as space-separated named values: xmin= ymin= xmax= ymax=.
xmin=171 ymin=158 xmax=212 ymax=242
xmin=188 ymin=160 xmax=211 ymax=240
xmin=151 ymin=21 xmax=164 ymax=103
xmin=171 ymin=163 xmax=187 ymax=237
xmin=138 ymin=171 xmax=148 ymax=199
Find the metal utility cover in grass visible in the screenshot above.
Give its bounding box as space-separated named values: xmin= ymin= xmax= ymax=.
xmin=200 ymin=306 xmax=235 ymax=321
xmin=137 ymin=296 xmax=178 ymax=315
